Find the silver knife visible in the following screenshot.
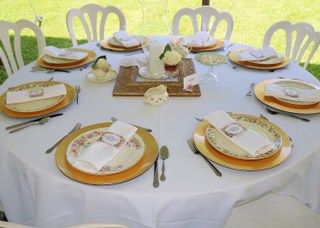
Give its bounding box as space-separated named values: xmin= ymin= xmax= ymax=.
xmin=153 ymin=156 xmax=159 ymax=188
xmin=5 ymin=113 xmax=63 ymax=130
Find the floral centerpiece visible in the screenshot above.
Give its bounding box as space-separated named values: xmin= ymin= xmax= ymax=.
xmin=159 ymin=44 xmax=182 ymax=78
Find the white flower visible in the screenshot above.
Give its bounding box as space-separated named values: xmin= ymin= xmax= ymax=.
xmin=93 ymin=58 xmax=110 ymax=72
xmin=162 ymin=51 xmax=182 ymax=66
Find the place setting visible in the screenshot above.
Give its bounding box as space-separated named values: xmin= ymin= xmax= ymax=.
xmin=36 ymin=45 xmax=97 ymax=70
xmin=253 ymin=78 xmax=320 ymax=115
xmin=174 ymin=31 xmax=225 ymax=53
xmin=99 ymin=30 xmax=152 ymax=52
xmin=0 ymin=80 xmax=76 ymax=118
xmin=191 ymin=110 xmax=292 ymax=171
xmin=228 ymin=46 xmax=290 ymax=70
xmin=55 ymin=119 xmax=159 ymax=185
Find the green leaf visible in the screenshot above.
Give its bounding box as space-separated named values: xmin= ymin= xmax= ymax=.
xmin=159 ymin=44 xmax=172 ymax=60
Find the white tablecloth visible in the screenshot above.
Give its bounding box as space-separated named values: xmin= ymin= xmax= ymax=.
xmin=0 ymin=37 xmax=320 ymax=228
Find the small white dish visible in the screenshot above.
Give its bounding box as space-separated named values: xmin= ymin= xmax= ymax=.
xmin=86 ymin=70 xmax=117 ymax=83
xmin=144 ymin=84 xmax=169 ymax=107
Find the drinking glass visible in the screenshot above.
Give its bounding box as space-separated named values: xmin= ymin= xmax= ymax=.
xmin=200 ymin=66 xmax=218 ymax=84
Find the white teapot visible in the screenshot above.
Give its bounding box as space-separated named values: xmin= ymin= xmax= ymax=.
xmin=144 ymin=85 xmax=169 ymax=107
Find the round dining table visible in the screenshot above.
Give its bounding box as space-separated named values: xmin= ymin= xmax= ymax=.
xmin=0 ymin=37 xmax=320 ymax=228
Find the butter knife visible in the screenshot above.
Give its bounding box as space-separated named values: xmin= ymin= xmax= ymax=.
xmin=5 ymin=113 xmax=63 ymax=130
xmin=153 ymin=156 xmax=159 ymax=188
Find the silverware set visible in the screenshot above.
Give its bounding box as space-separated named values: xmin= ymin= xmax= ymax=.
xmin=31 ymin=66 xmax=70 ymax=73
xmin=187 ymin=138 xmax=222 ymax=177
xmin=45 ymin=122 xmax=82 ymax=154
xmin=263 ymin=105 xmax=310 ymax=122
xmin=5 ymin=113 xmax=63 ymax=133
xmin=153 ymin=146 xmax=170 ymax=188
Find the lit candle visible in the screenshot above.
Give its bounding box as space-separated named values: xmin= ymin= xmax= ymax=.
xmin=148 ymin=41 xmax=164 ymax=79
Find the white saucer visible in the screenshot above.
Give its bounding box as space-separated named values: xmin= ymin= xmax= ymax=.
xmin=86 ymin=70 xmax=117 ymax=83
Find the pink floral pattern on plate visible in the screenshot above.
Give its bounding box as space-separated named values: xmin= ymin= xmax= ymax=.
xmin=66 ymin=127 xmax=145 ymax=175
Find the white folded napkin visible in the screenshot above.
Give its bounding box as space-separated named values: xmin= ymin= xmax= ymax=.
xmin=235 ymin=46 xmax=278 ymax=61
xmin=119 ymin=56 xmax=147 ymax=68
xmin=42 ymin=46 xmax=88 ymax=60
xmin=74 ymin=121 xmax=137 ymax=173
xmin=113 ymin=31 xmax=140 ymax=47
xmin=205 ymin=110 xmax=275 ymax=157
xmin=6 ymin=84 xmax=67 ymax=104
xmin=188 ymin=31 xmax=210 ymax=46
xmin=264 ymin=83 xmax=320 ymax=102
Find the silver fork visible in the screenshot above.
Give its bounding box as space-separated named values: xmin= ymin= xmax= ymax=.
xmin=187 ymin=138 xmax=222 ymax=177
xmin=45 ymin=123 xmax=82 ymax=154
xmin=110 ymin=116 xmax=152 ymax=132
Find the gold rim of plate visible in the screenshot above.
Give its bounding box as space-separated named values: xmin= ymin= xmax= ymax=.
xmin=205 ymin=115 xmax=282 ymax=160
xmin=55 ymin=122 xmax=158 ymax=185
xmin=254 ymin=79 xmax=320 ymax=114
xmin=5 ymin=82 xmax=66 ymax=113
xmin=0 ymin=81 xmax=76 ymax=118
xmin=36 ymin=49 xmax=96 ymax=69
xmin=194 ymin=114 xmax=292 ymax=171
xmin=228 ymin=49 xmax=289 ymax=69
xmin=100 ymin=37 xmax=152 ymax=51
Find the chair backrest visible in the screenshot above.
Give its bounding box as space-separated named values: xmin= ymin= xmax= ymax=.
xmin=172 ymin=6 xmax=234 ymax=41
xmin=66 ymin=4 xmax=126 ymax=46
xmin=263 ymin=20 xmax=320 ymax=69
xmin=0 ymin=19 xmax=45 ymax=77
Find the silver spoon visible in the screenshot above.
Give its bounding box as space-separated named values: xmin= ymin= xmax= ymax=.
xmin=9 ymin=117 xmax=50 ymax=134
xmin=159 ymin=146 xmax=170 ymax=181
xmin=264 ymin=106 xmax=310 ymax=122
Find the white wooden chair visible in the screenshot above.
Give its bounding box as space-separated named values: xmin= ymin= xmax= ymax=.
xmin=263 ymin=20 xmax=320 ymax=69
xmin=66 ymin=4 xmax=126 ymax=46
xmin=0 ymin=19 xmax=45 ymax=77
xmin=172 ymin=6 xmax=234 ymax=41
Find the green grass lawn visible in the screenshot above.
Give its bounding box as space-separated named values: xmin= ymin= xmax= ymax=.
xmin=1 ymin=0 xmax=320 ymax=84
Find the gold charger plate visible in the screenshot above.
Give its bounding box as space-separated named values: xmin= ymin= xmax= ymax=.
xmin=36 ymin=49 xmax=96 ymax=69
xmin=228 ymin=49 xmax=289 ymax=70
xmin=56 ymin=122 xmax=158 ymax=185
xmin=5 ymin=82 xmax=65 ymax=113
xmin=194 ymin=114 xmax=292 ymax=171
xmin=100 ymin=37 xmax=152 ymax=51
xmin=254 ymin=79 xmax=320 ymax=114
xmin=0 ymin=81 xmax=76 ymax=118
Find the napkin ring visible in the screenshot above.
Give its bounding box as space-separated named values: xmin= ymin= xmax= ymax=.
xmin=98 ymin=132 xmax=126 ymax=148
xmin=221 ymin=123 xmax=246 ymax=138
xmin=29 ymin=88 xmax=44 ymax=97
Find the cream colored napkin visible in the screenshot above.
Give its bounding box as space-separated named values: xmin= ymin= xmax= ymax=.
xmin=6 ymin=84 xmax=67 ymax=104
xmin=264 ymin=83 xmax=320 ymax=102
xmin=74 ymin=121 xmax=137 ymax=173
xmin=235 ymin=46 xmax=277 ymax=61
xmin=119 ymin=56 xmax=147 ymax=68
xmin=42 ymin=46 xmax=88 ymax=60
xmin=113 ymin=31 xmax=140 ymax=47
xmin=205 ymin=110 xmax=274 ymax=157
xmin=188 ymin=31 xmax=210 ymax=46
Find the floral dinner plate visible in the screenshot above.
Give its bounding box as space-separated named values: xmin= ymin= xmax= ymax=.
xmin=205 ymin=115 xmax=282 ymax=160
xmin=5 ymin=82 xmax=65 ymax=113
xmin=66 ymin=127 xmax=145 ymax=175
xmin=195 ymin=53 xmax=226 ymax=66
